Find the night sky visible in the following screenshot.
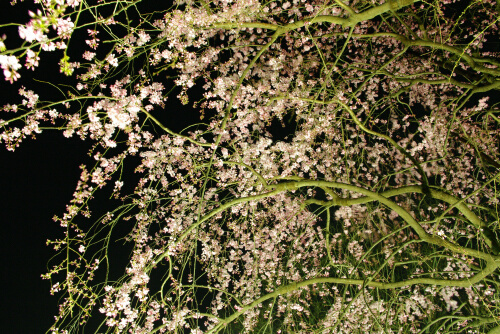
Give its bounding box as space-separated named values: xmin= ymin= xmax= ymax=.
xmin=0 ymin=133 xmax=90 ymax=332
xmin=0 ymin=3 xmax=76 ymax=333
xmin=0 ymin=2 xmax=200 ymax=332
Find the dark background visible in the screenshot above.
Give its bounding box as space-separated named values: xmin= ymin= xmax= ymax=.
xmin=0 ymin=2 xmax=198 ymax=332
xmin=0 ymin=134 xmax=89 ymax=332
xmin=0 ymin=2 xmax=86 ymax=332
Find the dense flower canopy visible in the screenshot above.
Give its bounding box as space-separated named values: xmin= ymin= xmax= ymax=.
xmin=1 ymin=0 xmax=500 ymax=333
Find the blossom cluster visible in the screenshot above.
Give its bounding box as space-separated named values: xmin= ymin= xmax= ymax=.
xmin=1 ymin=0 xmax=500 ymax=333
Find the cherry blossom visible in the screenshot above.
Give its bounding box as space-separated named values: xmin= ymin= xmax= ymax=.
xmin=1 ymin=0 xmax=500 ymax=333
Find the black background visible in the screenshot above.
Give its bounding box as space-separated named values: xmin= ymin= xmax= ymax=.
xmin=0 ymin=2 xmax=199 ymax=332
xmin=0 ymin=133 xmax=88 ymax=332
xmin=0 ymin=2 xmax=87 ymax=332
